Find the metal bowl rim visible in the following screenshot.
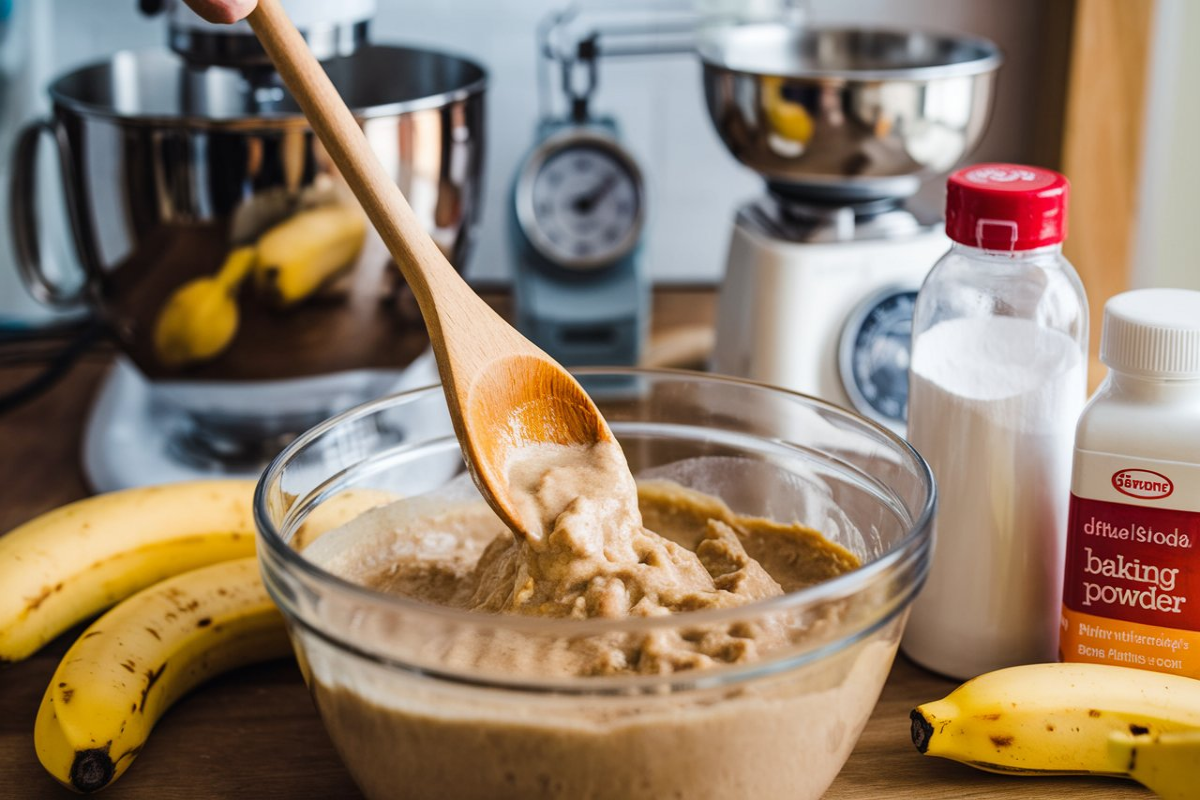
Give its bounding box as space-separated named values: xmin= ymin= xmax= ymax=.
xmin=47 ymin=45 xmax=488 ymax=129
xmin=697 ymin=23 xmax=1003 ymax=82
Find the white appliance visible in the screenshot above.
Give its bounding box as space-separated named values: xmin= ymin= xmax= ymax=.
xmin=697 ymin=23 xmax=1002 ymax=431
xmin=714 ymin=196 xmax=949 ymax=431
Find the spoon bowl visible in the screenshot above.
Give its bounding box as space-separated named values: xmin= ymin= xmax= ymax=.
xmin=457 ymin=351 xmax=616 ymax=529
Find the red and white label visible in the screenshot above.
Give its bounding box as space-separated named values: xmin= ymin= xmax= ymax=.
xmin=1060 ymin=452 xmax=1200 ymax=678
xmin=1111 ymin=468 xmax=1174 ymax=499
xmin=1062 ymin=497 xmax=1196 ymax=627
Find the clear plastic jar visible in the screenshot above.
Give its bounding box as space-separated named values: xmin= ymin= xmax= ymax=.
xmin=901 ymin=164 xmax=1088 ymax=679
xmin=1060 ymin=288 xmax=1200 ymax=677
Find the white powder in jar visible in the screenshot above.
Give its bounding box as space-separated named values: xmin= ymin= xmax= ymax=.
xmin=901 ymin=315 xmax=1085 ymax=679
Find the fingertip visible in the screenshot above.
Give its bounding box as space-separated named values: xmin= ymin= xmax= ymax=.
xmin=185 ymin=0 xmax=257 ymax=24
xmin=233 ymin=0 xmax=259 ymax=22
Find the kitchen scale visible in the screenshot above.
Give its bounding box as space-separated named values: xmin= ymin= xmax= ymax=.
xmin=715 ymin=190 xmax=948 ymax=432
xmin=512 ymin=118 xmax=647 ymax=368
xmin=700 ymin=23 xmax=1002 ymax=432
xmin=507 ymin=6 xmax=695 ymax=369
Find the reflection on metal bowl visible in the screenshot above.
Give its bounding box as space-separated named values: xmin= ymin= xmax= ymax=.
xmin=11 ymin=45 xmax=485 ymax=447
xmin=698 ymin=25 xmax=1001 ymax=199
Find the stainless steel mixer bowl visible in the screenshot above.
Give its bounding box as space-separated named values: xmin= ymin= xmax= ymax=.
xmin=698 ymin=24 xmax=1001 ymax=199
xmin=10 ymin=46 xmax=484 ymax=449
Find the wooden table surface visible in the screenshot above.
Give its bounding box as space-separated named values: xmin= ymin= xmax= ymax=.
xmin=0 ymin=291 xmax=1149 ymax=799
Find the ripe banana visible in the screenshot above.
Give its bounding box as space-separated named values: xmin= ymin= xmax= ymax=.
xmin=0 ymin=479 xmax=257 ymax=662
xmin=153 ymin=247 xmax=257 ymax=367
xmin=912 ymin=662 xmax=1200 ymax=779
xmin=35 ymin=558 xmax=290 ymax=793
xmin=1109 ymin=729 xmax=1200 ymax=800
xmin=762 ymin=75 xmax=814 ymax=144
xmin=254 ymin=204 xmax=366 ymax=306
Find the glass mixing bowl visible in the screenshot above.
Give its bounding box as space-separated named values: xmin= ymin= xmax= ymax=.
xmin=255 ymin=369 xmax=935 ymax=800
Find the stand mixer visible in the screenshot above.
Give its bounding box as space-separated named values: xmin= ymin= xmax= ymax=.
xmin=701 ymin=24 xmax=1001 ymax=432
xmin=10 ymin=0 xmax=486 ymax=490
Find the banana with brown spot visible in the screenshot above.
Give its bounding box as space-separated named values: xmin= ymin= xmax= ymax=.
xmin=254 ymin=204 xmax=367 ymax=306
xmin=0 ymin=480 xmax=257 ymax=662
xmin=34 ymin=558 xmax=290 ymax=793
xmin=912 ymin=662 xmax=1200 ymax=779
xmin=1109 ymin=728 xmax=1200 ymax=800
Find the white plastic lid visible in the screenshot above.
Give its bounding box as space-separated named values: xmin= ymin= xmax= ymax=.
xmin=1100 ymin=288 xmax=1200 ymax=377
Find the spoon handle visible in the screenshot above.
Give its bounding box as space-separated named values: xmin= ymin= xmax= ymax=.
xmin=246 ymin=0 xmax=493 ymax=346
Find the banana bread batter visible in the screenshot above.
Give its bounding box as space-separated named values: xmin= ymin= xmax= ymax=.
xmin=310 ymin=441 xmax=857 ymax=676
xmin=301 ymin=441 xmax=889 ymax=799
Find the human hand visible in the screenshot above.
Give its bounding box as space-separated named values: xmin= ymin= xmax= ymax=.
xmin=181 ymin=0 xmax=257 ymax=24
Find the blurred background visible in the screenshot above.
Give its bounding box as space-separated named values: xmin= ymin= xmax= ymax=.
xmin=0 ymin=0 xmax=1193 ymax=490
xmin=4 ymin=0 xmax=1194 ymax=298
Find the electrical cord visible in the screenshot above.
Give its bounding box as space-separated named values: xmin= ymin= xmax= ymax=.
xmin=0 ymin=321 xmax=106 ymax=415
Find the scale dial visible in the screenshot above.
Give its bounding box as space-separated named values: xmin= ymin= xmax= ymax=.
xmin=517 ymin=132 xmax=644 ymax=271
xmin=839 ymin=287 xmax=919 ymax=432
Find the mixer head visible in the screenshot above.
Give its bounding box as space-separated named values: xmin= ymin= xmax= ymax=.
xmin=698 ymin=24 xmax=1002 ymax=201
xmin=163 ymin=0 xmax=375 ymax=68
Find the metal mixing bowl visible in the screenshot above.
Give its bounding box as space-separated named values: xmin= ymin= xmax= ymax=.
xmin=10 ymin=46 xmax=485 ymax=449
xmin=698 ymin=24 xmax=1001 ymax=199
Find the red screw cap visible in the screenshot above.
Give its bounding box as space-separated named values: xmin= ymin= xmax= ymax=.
xmin=945 ymin=163 xmax=1069 ymax=251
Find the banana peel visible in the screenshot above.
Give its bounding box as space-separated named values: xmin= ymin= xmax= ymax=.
xmin=1109 ymin=729 xmax=1200 ymax=800
xmin=152 ymin=247 xmax=257 ymax=368
xmin=21 ymin=482 xmax=403 ymax=792
xmin=254 ymin=204 xmax=367 ymax=307
xmin=763 ymin=75 xmax=813 ymax=144
xmin=0 ymin=479 xmax=259 ymax=663
xmin=153 ymin=203 xmax=367 ymax=366
xmin=34 ymin=558 xmax=290 ymax=793
xmin=912 ymin=662 xmax=1200 ymax=795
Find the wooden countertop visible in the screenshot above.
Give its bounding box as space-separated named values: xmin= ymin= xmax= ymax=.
xmin=0 ymin=290 xmax=1149 ymax=799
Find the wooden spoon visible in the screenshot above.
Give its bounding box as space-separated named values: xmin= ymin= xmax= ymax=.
xmin=246 ymin=0 xmax=615 ymax=536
